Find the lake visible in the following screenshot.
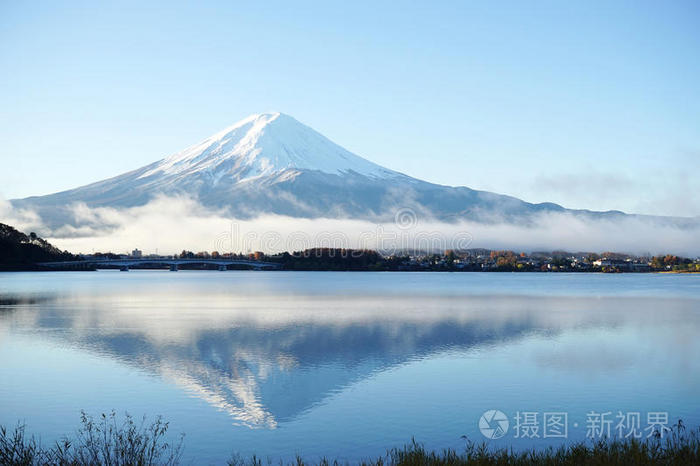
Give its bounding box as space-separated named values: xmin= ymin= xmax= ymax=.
xmin=0 ymin=271 xmax=699 ymax=464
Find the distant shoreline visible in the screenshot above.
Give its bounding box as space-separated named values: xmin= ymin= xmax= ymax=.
xmin=2 ymin=267 xmax=700 ymax=274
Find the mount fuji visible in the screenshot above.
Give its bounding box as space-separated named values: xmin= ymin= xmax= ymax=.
xmin=10 ymin=113 xmax=692 ymax=227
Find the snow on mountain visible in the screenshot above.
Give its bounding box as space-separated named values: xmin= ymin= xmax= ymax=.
xmin=138 ymin=113 xmax=400 ymax=183
xmin=10 ymin=112 xmax=696 ymax=230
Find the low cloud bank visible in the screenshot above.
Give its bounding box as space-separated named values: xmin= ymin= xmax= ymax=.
xmin=1 ymin=195 xmax=698 ymax=256
xmin=0 ymin=198 xmax=44 ymax=234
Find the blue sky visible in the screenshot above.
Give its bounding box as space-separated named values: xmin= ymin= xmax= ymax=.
xmin=1 ymin=0 xmax=698 ymax=216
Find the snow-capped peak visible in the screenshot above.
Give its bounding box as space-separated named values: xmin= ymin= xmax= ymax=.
xmin=139 ymin=112 xmax=399 ymax=182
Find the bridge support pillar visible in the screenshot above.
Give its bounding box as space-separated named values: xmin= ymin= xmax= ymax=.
xmin=218 ymin=265 xmax=227 ymax=271
xmin=119 ymin=266 xmax=129 ymax=272
xmin=170 ymin=264 xmax=178 ymax=272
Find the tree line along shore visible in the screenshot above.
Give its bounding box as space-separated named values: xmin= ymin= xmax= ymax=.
xmin=2 ymin=222 xmax=698 ymax=273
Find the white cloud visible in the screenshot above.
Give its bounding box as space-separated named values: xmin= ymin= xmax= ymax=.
xmin=0 ymin=197 xmax=45 ymax=233
xmin=1 ymin=195 xmax=699 ymax=256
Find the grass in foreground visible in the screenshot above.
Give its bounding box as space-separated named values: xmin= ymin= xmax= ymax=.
xmin=0 ymin=411 xmax=183 ymax=466
xmin=1 ymin=414 xmax=699 ymax=465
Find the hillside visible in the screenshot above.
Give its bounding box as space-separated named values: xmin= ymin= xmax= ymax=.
xmin=0 ymin=222 xmax=75 ymax=270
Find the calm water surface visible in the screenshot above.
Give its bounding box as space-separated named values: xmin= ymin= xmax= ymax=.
xmin=0 ymin=271 xmax=699 ymax=463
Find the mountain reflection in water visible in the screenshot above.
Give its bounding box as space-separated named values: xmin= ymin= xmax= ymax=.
xmin=2 ymin=279 xmax=696 ymax=430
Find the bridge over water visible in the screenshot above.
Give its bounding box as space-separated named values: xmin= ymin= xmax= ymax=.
xmin=37 ymin=258 xmax=281 ymax=271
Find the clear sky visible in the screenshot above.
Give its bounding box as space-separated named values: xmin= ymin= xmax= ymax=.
xmin=1 ymin=0 xmax=698 ymax=216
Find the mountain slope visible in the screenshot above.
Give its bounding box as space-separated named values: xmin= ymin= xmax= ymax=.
xmin=0 ymin=222 xmax=75 ymax=269
xmin=140 ymin=113 xmax=400 ymax=181
xmin=9 ymin=112 xmax=691 ymax=227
